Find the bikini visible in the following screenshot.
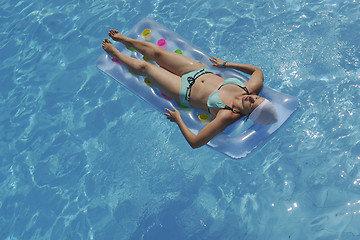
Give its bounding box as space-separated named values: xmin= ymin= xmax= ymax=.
xmin=179 ymin=69 xmax=249 ymax=115
xmin=207 ymin=78 xmax=249 ymax=114
xmin=179 ymin=68 xmax=212 ymax=106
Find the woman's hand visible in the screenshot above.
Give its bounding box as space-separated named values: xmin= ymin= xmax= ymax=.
xmin=164 ymin=107 xmax=181 ymax=123
xmin=164 ymin=107 xmax=231 ymax=149
xmin=209 ymin=56 xmax=226 ymax=68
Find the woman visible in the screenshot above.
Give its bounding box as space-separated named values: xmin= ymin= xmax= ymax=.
xmin=102 ymin=30 xmax=278 ymax=148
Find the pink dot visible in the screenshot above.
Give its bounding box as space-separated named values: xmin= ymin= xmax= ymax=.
xmin=161 ymin=93 xmax=171 ymax=100
xmin=112 ymin=58 xmax=121 ymax=64
xmin=157 ymin=39 xmax=167 ymax=50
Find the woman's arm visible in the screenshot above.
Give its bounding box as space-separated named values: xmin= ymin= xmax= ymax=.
xmin=209 ymin=56 xmax=264 ymax=94
xmin=164 ymin=107 xmax=231 ymax=148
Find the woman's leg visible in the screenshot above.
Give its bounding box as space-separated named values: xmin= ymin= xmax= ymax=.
xmin=102 ymin=39 xmax=181 ymax=102
xmin=108 ymin=30 xmax=206 ymax=76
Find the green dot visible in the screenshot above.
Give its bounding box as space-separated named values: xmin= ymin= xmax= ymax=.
xmin=174 ymin=49 xmax=183 ymax=55
xmin=128 ymin=47 xmax=137 ymax=52
xmin=178 ymin=104 xmax=189 ymax=109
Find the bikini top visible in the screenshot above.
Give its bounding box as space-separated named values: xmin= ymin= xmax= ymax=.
xmin=207 ymin=78 xmax=249 ymax=114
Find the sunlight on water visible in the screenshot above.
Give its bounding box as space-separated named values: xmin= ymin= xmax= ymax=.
xmin=0 ymin=0 xmax=359 ymax=239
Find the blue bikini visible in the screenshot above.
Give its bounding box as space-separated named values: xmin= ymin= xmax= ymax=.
xmin=207 ymin=77 xmax=249 ymax=114
xmin=179 ymin=69 xmax=249 ymax=114
xmin=179 ymin=69 xmax=213 ymax=106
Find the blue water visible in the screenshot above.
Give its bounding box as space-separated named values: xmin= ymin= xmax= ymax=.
xmin=1 ymin=0 xmax=360 ymax=239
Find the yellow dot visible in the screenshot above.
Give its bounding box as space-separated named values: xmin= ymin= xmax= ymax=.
xmin=141 ymin=29 xmax=152 ymax=40
xmin=143 ymin=56 xmax=153 ymax=62
xmin=144 ymin=78 xmax=153 ymax=87
xmin=198 ymin=113 xmax=211 ymax=125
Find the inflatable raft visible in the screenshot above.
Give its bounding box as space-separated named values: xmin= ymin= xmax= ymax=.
xmin=96 ymin=18 xmax=299 ymax=159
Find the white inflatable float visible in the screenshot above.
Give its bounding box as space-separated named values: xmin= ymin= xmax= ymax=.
xmin=96 ymin=18 xmax=299 ymax=159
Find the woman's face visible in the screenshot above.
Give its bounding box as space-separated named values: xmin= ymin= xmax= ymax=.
xmin=241 ymin=95 xmax=264 ymax=116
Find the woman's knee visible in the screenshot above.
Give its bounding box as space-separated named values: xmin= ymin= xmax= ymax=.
xmin=131 ymin=61 xmax=151 ymax=76
xmin=152 ymin=49 xmax=162 ymax=61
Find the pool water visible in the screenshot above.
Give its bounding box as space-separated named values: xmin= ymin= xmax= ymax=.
xmin=1 ymin=0 xmax=360 ymax=239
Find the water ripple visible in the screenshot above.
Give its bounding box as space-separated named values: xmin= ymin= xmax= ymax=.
xmin=1 ymin=0 xmax=360 ymax=239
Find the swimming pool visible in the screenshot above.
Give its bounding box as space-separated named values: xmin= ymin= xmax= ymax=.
xmin=1 ymin=0 xmax=359 ymax=239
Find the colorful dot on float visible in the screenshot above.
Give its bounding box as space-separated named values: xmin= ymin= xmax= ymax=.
xmin=127 ymin=47 xmax=137 ymax=52
xmin=174 ymin=49 xmax=183 ymax=55
xmin=142 ymin=29 xmax=152 ymax=40
xmin=157 ymin=39 xmax=167 ymax=49
xmin=198 ymin=113 xmax=211 ymax=125
xmin=144 ymin=78 xmax=153 ymax=87
xmin=161 ymin=93 xmax=171 ymax=100
xmin=178 ymin=104 xmax=189 ymax=109
xmin=112 ymin=58 xmax=121 ymax=64
xmin=178 ymin=104 xmax=191 ymax=112
xmin=143 ymin=56 xmax=153 ymax=62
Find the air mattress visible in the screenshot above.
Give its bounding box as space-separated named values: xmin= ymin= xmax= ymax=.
xmin=96 ymin=18 xmax=299 ymax=159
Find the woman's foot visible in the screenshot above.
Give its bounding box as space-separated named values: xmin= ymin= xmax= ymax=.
xmin=108 ymin=29 xmax=132 ymax=47
xmin=102 ymin=38 xmax=118 ymax=59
